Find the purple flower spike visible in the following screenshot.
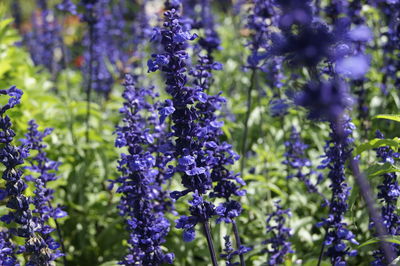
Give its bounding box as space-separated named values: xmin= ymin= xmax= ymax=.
xmin=20 ymin=120 xmax=67 ymax=264
xmin=114 ymin=74 xmax=174 ymax=265
xmin=263 ymin=201 xmax=294 ymax=265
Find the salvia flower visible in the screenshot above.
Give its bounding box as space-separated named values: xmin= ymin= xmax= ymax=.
xmin=149 ymin=3 xmax=246 ymax=250
xmin=25 ymin=2 xmax=63 ymax=73
xmin=190 ymin=11 xmax=249 ymax=261
xmin=271 ymin=22 xmax=336 ymax=68
xmin=0 ymin=230 xmax=18 ymax=266
xmin=317 ymin=117 xmax=358 ymax=265
xmin=19 ymin=120 xmax=67 ymax=265
xmin=245 ymin=0 xmax=276 ymax=68
xmin=262 ymin=201 xmax=293 ymax=265
xmin=0 ymin=87 xmax=35 ymax=263
xmin=81 ymin=0 xmax=114 ymax=95
xmin=295 ymin=78 xmax=353 ymax=122
xmin=283 ymin=126 xmax=325 ymax=198
xmin=220 ymin=235 xmax=239 ymax=266
xmin=0 ymin=87 xmax=32 ymax=232
xmin=372 ymin=130 xmax=400 ymax=265
xmin=378 ymin=0 xmax=400 ymax=92
xmin=56 ymin=0 xmax=78 ymax=15
xmin=148 ymin=2 xmax=217 ymax=242
xmin=114 ymin=74 xmax=174 ymax=265
xmin=198 ymin=0 xmax=221 ymax=55
xmin=275 ymin=0 xmax=313 ymax=28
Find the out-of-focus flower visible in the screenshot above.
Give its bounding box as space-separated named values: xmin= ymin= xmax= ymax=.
xmin=336 ymin=55 xmax=370 ymax=80
xmin=57 ymin=0 xmax=78 ymax=15
xmin=263 ymin=201 xmax=293 ymax=265
xmin=295 ymin=78 xmax=353 ymax=121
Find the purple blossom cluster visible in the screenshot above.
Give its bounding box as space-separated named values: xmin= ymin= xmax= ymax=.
xmin=149 ymin=0 xmax=246 ymax=224
xmin=372 ymin=131 xmax=400 ymax=265
xmin=20 ymin=120 xmax=67 ymax=265
xmin=81 ymin=0 xmax=114 ymax=95
xmin=263 ymin=201 xmax=293 ymax=265
xmin=245 ymin=1 xmax=290 ymax=120
xmin=283 ymin=127 xmax=324 ymax=196
xmin=147 ymin=1 xmax=248 ymax=264
xmin=6 ymin=0 xmax=400 ymax=265
xmin=57 ymin=0 xmax=77 ymax=15
xmin=221 ymin=235 xmax=239 ymax=266
xmin=269 ymin=0 xmax=375 ymax=264
xmin=0 ymin=87 xmax=32 ymax=236
xmin=0 ymin=87 xmax=25 ymax=265
xmin=317 ymin=118 xmax=358 ymax=265
xmin=377 ymin=0 xmax=400 ymax=93
xmin=113 ymin=74 xmax=174 ymax=265
xmin=245 ymin=0 xmax=276 ymax=68
xmin=0 ymin=87 xmax=66 ymax=265
xmin=0 ymin=229 xmax=18 ymax=265
xmin=25 ymin=0 xmax=63 ymax=73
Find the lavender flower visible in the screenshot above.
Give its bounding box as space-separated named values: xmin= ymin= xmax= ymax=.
xmin=20 ymin=120 xmax=67 ymax=265
xmin=372 ymin=131 xmax=400 ymax=265
xmin=114 ymin=74 xmax=174 ymax=265
xmin=263 ymin=201 xmax=293 ymax=265
xmin=104 ymin=1 xmax=150 ymax=75
xmin=190 ymin=57 xmax=245 ymax=226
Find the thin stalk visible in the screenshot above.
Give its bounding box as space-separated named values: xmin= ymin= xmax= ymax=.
xmin=232 ymin=220 xmax=245 ymax=266
xmin=85 ymin=23 xmax=94 ymax=143
xmin=48 ymin=202 xmax=67 ymax=266
xmin=203 ymin=221 xmax=219 ymax=266
xmin=349 ymin=158 xmax=395 ymax=264
xmin=317 ymin=235 xmax=326 ymax=266
xmin=240 ymin=69 xmax=257 ymax=175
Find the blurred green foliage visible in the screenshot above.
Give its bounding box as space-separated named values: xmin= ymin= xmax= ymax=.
xmin=0 ymin=1 xmax=400 ymax=265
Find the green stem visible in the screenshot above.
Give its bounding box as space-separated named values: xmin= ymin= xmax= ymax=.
xmin=232 ymin=220 xmax=245 ymax=266
xmin=240 ymin=69 xmax=257 ymax=175
xmin=85 ymin=23 xmax=94 ymax=143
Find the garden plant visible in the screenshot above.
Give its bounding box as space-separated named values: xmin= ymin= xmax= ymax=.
xmin=0 ymin=0 xmax=400 ymax=265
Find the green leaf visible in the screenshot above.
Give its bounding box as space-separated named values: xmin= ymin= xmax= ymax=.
xmin=374 ymin=114 xmax=400 ymax=123
xmin=303 ymin=259 xmax=330 ymax=266
xmin=359 ymin=236 xmax=400 ymax=248
xmin=356 ymin=138 xmax=399 ymax=155
xmin=365 ymin=162 xmax=400 ymax=177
